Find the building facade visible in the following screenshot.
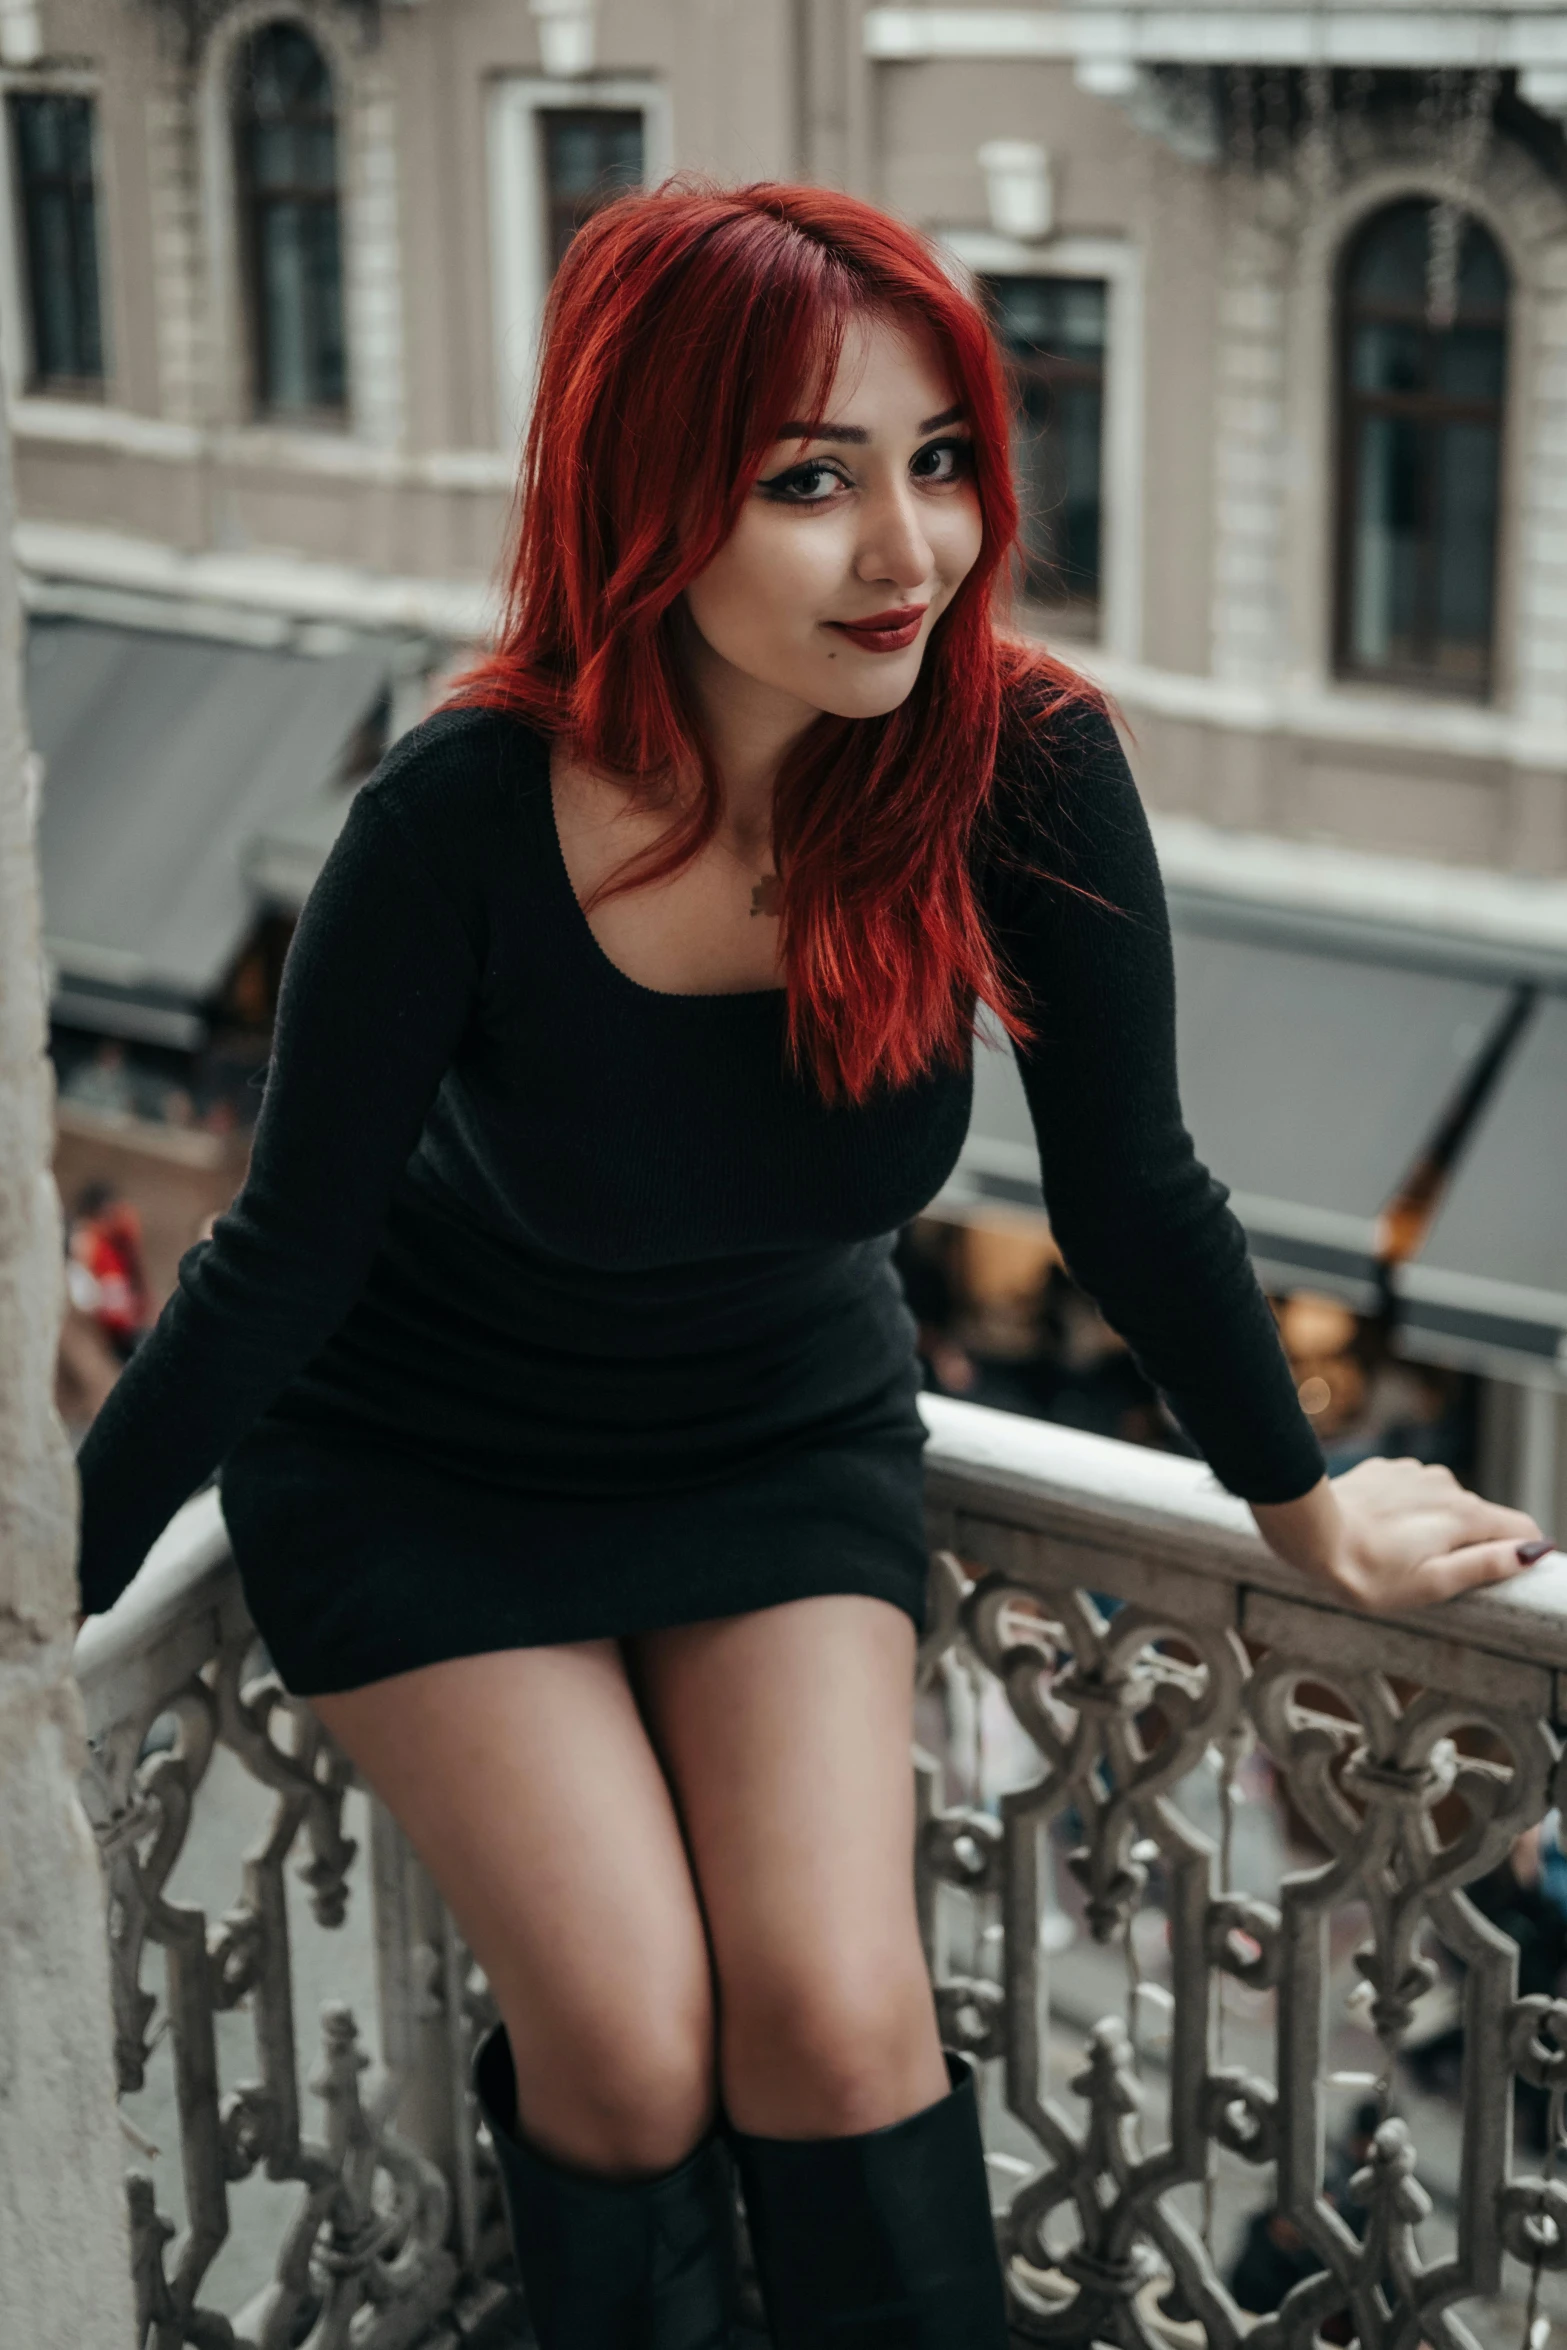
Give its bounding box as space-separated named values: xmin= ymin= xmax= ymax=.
xmin=5 ymin=2 xmax=1566 ymax=860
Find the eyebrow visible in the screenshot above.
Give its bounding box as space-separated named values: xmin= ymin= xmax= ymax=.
xmin=771 ymin=402 xmax=968 ymax=446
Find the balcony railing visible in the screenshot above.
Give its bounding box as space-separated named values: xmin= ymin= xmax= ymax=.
xmin=74 ymin=1394 xmax=1567 ymax=2347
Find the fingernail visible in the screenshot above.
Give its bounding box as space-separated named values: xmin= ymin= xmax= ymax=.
xmin=1517 ymin=1538 xmax=1555 ymax=1564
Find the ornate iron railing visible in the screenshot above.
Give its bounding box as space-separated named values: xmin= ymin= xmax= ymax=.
xmin=75 ymin=1395 xmax=1567 ymax=2347
xmin=73 ymin=1499 xmax=509 ymax=2350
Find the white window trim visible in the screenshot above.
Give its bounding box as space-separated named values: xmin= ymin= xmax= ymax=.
xmin=196 ymin=1 xmax=406 ymax=450
xmin=938 ymin=226 xmax=1144 ymax=663
xmin=486 ymin=74 xmax=673 ymax=456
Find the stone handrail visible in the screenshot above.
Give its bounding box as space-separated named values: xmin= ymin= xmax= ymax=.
xmin=75 ymin=1399 xmax=1567 ymax=2346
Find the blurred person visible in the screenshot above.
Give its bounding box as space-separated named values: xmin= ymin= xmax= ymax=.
xmin=1229 ymin=2100 xmax=1378 ymax=2326
xmin=70 ymin=183 xmax=1548 ymax=2350
xmin=66 ymin=1181 xmax=151 ymax=1363
xmin=63 ymin=1036 xmax=137 ymax=1115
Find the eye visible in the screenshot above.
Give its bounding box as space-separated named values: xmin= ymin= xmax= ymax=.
xmin=756 ymin=458 xmax=852 ymax=505
xmin=910 ymin=436 xmax=972 ymax=485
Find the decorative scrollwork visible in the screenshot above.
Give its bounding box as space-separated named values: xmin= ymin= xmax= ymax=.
xmin=1199 ymin=2068 xmax=1277 ymax=2165
xmin=85 ymin=1610 xmax=461 ymax=2347
xmin=1499 ymin=2176 xmax=1567 ymax=2270
xmin=1203 ymin=1894 xmax=1280 ymax=1989
xmin=921 ymin=1806 xmax=1004 ymax=1895
xmin=936 ymin=1976 xmax=1008 ymax=2060
xmin=916 ymin=1547 xmax=1562 ymax=2349
xmin=1507 ymin=1993 xmax=1567 ymax=2092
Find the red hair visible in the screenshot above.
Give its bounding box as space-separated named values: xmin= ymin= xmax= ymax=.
xmin=445 ymin=178 xmax=1095 ymax=1102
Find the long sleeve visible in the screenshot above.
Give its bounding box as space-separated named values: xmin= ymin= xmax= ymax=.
xmin=75 ymin=781 xmax=483 ymax=1616
xmin=982 ymin=699 xmax=1326 ymax=1505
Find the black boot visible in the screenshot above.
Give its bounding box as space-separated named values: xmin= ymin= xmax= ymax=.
xmin=728 ymin=2053 xmax=1010 ymax=2348
xmin=472 ymin=2017 xmax=742 ymax=2348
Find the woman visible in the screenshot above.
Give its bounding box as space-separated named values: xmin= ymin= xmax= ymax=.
xmin=74 ymin=182 xmax=1547 ymax=2348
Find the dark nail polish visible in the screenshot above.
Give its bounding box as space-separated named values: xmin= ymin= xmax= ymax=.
xmin=1517 ymin=1538 xmax=1555 ymax=1564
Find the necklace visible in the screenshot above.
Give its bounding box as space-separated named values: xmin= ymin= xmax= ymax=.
xmin=750 ymin=872 xmax=781 ymax=919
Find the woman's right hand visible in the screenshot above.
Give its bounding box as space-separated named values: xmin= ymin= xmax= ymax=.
xmin=1253 ymin=1456 xmax=1551 ymax=1615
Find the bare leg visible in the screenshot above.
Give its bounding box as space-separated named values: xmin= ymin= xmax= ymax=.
xmin=309 ymin=1640 xmax=716 ymax=2178
xmin=630 ymin=1594 xmax=946 ymax=2139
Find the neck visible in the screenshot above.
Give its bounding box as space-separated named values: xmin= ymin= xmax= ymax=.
xmin=682 ymin=629 xmax=820 ymax=861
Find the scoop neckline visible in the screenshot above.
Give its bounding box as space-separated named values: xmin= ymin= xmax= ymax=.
xmin=532 ymin=733 xmax=788 ymax=1014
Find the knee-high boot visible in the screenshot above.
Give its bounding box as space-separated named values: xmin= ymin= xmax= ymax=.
xmin=727 ymin=2053 xmax=1011 ymax=2348
xmin=472 ymin=2018 xmax=742 ymax=2349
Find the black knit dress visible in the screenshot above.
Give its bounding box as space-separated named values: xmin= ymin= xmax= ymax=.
xmin=75 ymin=701 xmax=1325 ymax=1695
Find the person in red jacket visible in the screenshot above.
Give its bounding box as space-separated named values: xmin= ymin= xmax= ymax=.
xmin=66 ymin=1182 xmax=152 ymax=1363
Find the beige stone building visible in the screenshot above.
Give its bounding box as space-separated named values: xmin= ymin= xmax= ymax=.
xmin=6 ymin=0 xmax=1567 ymax=1513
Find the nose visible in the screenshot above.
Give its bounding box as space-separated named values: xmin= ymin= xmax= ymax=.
xmin=853 ymin=476 xmax=935 ymax=596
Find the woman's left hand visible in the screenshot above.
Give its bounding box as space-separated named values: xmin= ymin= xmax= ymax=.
xmin=1252 ymin=1456 xmax=1552 ymax=1616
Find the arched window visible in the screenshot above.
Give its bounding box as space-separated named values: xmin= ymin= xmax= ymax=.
xmin=1336 ymin=198 xmax=1507 ymax=697
xmin=233 ymin=22 xmax=346 ymax=417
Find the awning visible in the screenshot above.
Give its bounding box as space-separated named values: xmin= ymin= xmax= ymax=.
xmin=945 ymin=920 xmax=1520 ymax=1315
xmin=1165 ymin=925 xmax=1517 ymax=1311
xmin=1398 ymin=994 xmax=1567 ymax=1379
xmin=31 ymin=617 xmax=391 ymax=1046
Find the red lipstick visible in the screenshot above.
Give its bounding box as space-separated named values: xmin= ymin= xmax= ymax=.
xmin=825 ymin=604 xmax=928 ymax=653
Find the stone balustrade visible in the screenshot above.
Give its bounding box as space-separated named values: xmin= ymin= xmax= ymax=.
xmin=73 ymin=1395 xmax=1567 ymax=2347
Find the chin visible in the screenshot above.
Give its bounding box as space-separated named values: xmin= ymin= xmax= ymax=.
xmin=810 ymin=660 xmax=925 ymax=722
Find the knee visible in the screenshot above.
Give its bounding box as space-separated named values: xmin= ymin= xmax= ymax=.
xmin=720 ymin=1948 xmax=941 ymax=2138
xmin=503 ymin=1977 xmax=718 ymax=2179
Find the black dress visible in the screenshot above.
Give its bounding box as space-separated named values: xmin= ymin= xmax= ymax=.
xmin=75 ymin=702 xmax=1324 ymax=1695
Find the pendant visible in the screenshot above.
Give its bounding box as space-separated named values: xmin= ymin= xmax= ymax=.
xmin=751 ymin=872 xmax=781 ymax=918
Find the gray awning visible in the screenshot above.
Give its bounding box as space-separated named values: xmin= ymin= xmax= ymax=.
xmin=1397 ymin=994 xmax=1567 ymax=1378
xmin=947 ymin=921 xmax=1516 ymax=1313
xmin=30 ymin=617 xmax=390 ymax=1041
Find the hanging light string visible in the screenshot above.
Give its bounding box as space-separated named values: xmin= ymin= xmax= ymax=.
xmin=1425 ymin=67 xmax=1501 ymax=331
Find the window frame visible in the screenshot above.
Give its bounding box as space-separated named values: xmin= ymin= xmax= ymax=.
xmin=7 ymin=86 xmax=105 ymax=397
xmin=538 ymin=105 xmax=648 ymax=283
xmin=982 ymin=272 xmax=1110 ymax=632
xmin=231 ymin=19 xmax=349 ymax=426
xmin=939 ymin=230 xmax=1143 ymax=663
xmin=487 ymin=75 xmax=673 ymax=453
xmin=1332 ymin=198 xmax=1509 ymax=704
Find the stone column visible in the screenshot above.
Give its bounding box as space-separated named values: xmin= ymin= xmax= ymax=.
xmin=0 ymin=361 xmax=134 ymax=2335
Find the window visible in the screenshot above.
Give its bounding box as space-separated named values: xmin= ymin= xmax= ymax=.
xmin=488 ymin=79 xmax=667 ymax=449
xmin=233 ymin=22 xmax=346 ymax=417
xmin=985 ymin=276 xmax=1107 ymax=630
xmin=9 ymin=93 xmax=104 ymax=390
xmin=1336 ymin=199 xmax=1507 ymax=698
xmin=539 ymin=108 xmax=643 ymax=278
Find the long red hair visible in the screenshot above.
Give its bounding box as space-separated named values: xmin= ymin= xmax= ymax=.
xmin=445 ymin=178 xmax=1095 ymax=1101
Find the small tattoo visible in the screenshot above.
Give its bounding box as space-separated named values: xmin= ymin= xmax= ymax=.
xmin=751 ymin=873 xmax=781 ymax=918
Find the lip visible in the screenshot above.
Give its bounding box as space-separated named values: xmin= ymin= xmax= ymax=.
xmin=825 ymin=605 xmax=929 ymax=653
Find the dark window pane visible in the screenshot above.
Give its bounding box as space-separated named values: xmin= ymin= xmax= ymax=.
xmin=1437 ymin=324 xmax=1505 ymax=402
xmin=1349 ymin=414 xmax=1423 ymax=669
xmin=1458 ymin=222 xmax=1508 ymax=315
xmin=1348 ymin=200 xmax=1429 ymax=308
xmin=986 ymin=276 xmax=1106 ymax=617
xmin=233 ymin=24 xmax=346 ymax=415
xmin=1351 ymin=321 xmax=1426 ymax=397
xmin=541 ymin=109 xmax=644 ymax=276
xmin=1337 ymin=201 xmax=1506 ymax=696
xmin=1433 ymin=420 xmax=1501 ymax=676
xmin=990 ymin=275 xmax=1105 ymax=366
xmin=9 ymin=93 xmax=103 ymax=385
